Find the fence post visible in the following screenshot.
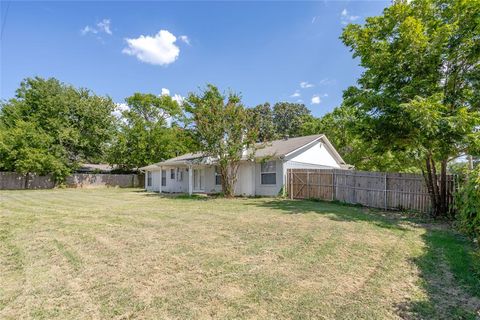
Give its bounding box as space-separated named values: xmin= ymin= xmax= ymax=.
xmin=290 ymin=169 xmax=293 ymax=200
xmin=332 ymin=170 xmax=335 ymax=201
xmin=307 ymin=171 xmax=310 ymax=199
xmin=384 ymin=173 xmax=388 ymax=210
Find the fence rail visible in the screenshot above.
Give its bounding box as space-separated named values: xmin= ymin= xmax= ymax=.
xmin=286 ymin=169 xmax=456 ymax=214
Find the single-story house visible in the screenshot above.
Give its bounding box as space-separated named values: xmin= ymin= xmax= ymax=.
xmin=140 ymin=134 xmax=350 ymax=196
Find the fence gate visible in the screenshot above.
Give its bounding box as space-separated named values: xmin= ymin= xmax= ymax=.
xmin=286 ymin=169 xmax=456 ymax=214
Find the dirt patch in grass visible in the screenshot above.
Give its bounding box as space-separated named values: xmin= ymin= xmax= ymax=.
xmin=1 ymin=188 xmax=479 ymax=319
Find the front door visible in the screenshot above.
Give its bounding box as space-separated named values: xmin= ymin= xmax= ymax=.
xmin=193 ymin=168 xmax=205 ymax=191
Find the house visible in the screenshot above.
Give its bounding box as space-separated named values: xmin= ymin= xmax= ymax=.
xmin=140 ymin=134 xmax=350 ymax=196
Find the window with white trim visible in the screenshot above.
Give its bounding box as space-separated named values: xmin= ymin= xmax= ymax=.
xmin=215 ymin=166 xmax=222 ymax=186
xmin=147 ymin=171 xmax=152 ymax=186
xmin=170 ymin=169 xmax=175 ymax=179
xmin=161 ymin=170 xmax=166 ymax=186
xmin=177 ymin=168 xmax=183 ymax=181
xmin=261 ymin=161 xmax=276 ymax=185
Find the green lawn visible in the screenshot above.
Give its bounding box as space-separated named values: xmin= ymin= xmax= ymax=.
xmin=1 ymin=188 xmax=479 ymax=319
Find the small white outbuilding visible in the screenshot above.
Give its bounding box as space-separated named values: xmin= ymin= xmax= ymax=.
xmin=140 ymin=134 xmax=350 ymax=196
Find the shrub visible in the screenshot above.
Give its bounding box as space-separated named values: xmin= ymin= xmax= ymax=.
xmin=455 ymin=167 xmax=480 ymax=243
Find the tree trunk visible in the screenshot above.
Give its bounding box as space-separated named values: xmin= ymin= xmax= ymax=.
xmin=423 ymin=155 xmax=450 ymax=218
xmin=220 ymin=162 xmax=239 ymax=198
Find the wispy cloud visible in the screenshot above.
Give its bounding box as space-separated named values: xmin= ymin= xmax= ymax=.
xmin=179 ymin=35 xmax=190 ymax=45
xmin=122 ymin=30 xmax=182 ymax=66
xmin=311 ymin=16 xmax=317 ymax=24
xmin=341 ymin=9 xmax=360 ymax=25
xmin=300 ymin=81 xmax=314 ymax=89
xmin=290 ymin=90 xmax=301 ymax=98
xmin=81 ymin=19 xmax=112 ymax=36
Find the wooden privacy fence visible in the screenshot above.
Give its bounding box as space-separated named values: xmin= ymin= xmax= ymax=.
xmin=0 ymin=172 xmax=144 ymax=190
xmin=286 ymin=169 xmax=457 ymax=214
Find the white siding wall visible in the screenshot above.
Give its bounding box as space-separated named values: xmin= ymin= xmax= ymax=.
xmin=254 ymin=159 xmax=284 ymax=196
xmin=288 ymin=141 xmax=341 ymax=168
xmin=145 ymin=170 xmax=161 ymax=192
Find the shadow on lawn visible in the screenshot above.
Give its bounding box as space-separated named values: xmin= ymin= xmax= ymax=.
xmin=250 ymin=198 xmax=480 ymax=319
xmin=396 ymin=228 xmax=480 ymax=319
xmin=250 ymin=198 xmax=412 ymax=232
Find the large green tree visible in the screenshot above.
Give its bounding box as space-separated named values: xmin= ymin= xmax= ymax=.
xmin=341 ymin=0 xmax=480 ymax=217
xmin=0 ymin=77 xmax=116 ymax=179
xmin=107 ymin=93 xmax=194 ymax=171
xmin=186 ymin=85 xmax=258 ymax=197
xmin=246 ymin=103 xmax=277 ymax=142
xmin=273 ymin=102 xmax=311 ymax=138
xmin=300 ymin=105 xmax=419 ymax=172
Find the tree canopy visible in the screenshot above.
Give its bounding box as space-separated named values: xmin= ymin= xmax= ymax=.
xmin=340 ymin=0 xmax=480 ymax=216
xmin=107 ymin=93 xmax=195 ymax=171
xmin=0 ymin=77 xmax=116 ymax=179
xmin=186 ymin=85 xmax=258 ymax=197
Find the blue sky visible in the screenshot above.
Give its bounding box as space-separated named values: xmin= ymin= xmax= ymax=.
xmin=0 ymin=1 xmax=389 ymax=117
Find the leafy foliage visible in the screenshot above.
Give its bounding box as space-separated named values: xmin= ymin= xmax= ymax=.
xmin=246 ymin=103 xmax=277 ymax=142
xmin=340 ymin=0 xmax=480 ymax=217
xmin=455 ymin=167 xmax=480 ymax=243
xmin=272 ymin=102 xmax=311 ymax=138
xmin=107 ymin=93 xmax=195 ymax=171
xmin=0 ymin=77 xmax=116 ymax=180
xmin=186 ymin=85 xmax=258 ymax=197
xmin=300 ymin=104 xmax=420 ymax=172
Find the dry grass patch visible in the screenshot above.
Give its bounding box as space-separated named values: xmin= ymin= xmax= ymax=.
xmin=1 ymin=188 xmax=479 ymax=319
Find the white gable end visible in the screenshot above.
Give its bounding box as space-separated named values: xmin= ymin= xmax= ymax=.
xmin=288 ymin=141 xmax=341 ymax=168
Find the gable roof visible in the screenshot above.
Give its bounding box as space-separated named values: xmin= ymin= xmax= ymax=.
xmin=140 ymin=134 xmax=347 ymax=170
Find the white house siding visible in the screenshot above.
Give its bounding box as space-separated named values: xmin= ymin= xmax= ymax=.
xmin=161 ymin=166 xmax=189 ymax=193
xmin=145 ymin=170 xmax=161 ymax=192
xmin=288 ymin=141 xmax=341 ymax=168
xmin=204 ymin=166 xmax=222 ymax=194
xmin=254 ymin=159 xmax=284 ymax=196
xmin=234 ymin=162 xmax=255 ymax=196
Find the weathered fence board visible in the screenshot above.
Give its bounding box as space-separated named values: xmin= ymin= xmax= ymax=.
xmin=0 ymin=172 xmax=144 ymax=190
xmin=287 ymin=169 xmax=456 ymax=214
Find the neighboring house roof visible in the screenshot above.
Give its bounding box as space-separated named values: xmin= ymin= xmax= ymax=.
xmin=76 ymin=163 xmax=116 ymax=173
xmin=140 ymin=134 xmax=348 ymax=170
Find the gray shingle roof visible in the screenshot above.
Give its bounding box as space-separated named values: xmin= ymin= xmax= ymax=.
xmin=140 ymin=134 xmax=346 ymax=170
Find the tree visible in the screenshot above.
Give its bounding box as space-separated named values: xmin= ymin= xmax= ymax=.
xmin=246 ymin=103 xmax=277 ymax=142
xmin=186 ymin=85 xmax=258 ymax=197
xmin=341 ymin=0 xmax=480 ymax=217
xmin=107 ymin=93 xmax=194 ymax=170
xmin=0 ymin=77 xmax=116 ymax=180
xmin=273 ymin=102 xmax=311 ymax=138
xmin=300 ymin=105 xmax=420 ymax=172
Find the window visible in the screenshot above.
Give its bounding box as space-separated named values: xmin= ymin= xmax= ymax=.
xmin=147 ymin=172 xmax=152 ymax=186
xmin=215 ymin=166 xmax=222 ymax=185
xmin=170 ymin=169 xmax=175 ymax=179
xmin=261 ymin=161 xmax=276 ymax=185
xmin=177 ymin=168 xmax=183 ymax=181
xmin=161 ymin=170 xmax=166 ymax=186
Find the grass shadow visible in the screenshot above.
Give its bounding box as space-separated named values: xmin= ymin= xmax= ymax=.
xmin=397 ymin=228 xmax=480 ymax=319
xmin=249 ymin=198 xmax=480 ymax=318
xmin=248 ymin=198 xmax=415 ymax=232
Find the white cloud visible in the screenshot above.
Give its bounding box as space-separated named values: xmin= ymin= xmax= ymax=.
xmin=122 ymin=30 xmax=180 ymax=66
xmin=172 ymin=94 xmax=185 ymax=105
xmin=311 ymin=16 xmax=317 ymax=24
xmin=81 ymin=18 xmax=112 ymax=36
xmin=97 ymin=19 xmax=112 ymax=35
xmin=341 ymin=9 xmax=360 ymax=25
xmin=179 ymin=35 xmax=190 ymax=45
xmin=290 ymin=90 xmax=301 ymax=98
xmin=311 ymin=95 xmax=321 ymax=104
xmin=161 ymin=88 xmax=170 ymax=96
xmin=300 ymin=81 xmax=314 ymax=89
